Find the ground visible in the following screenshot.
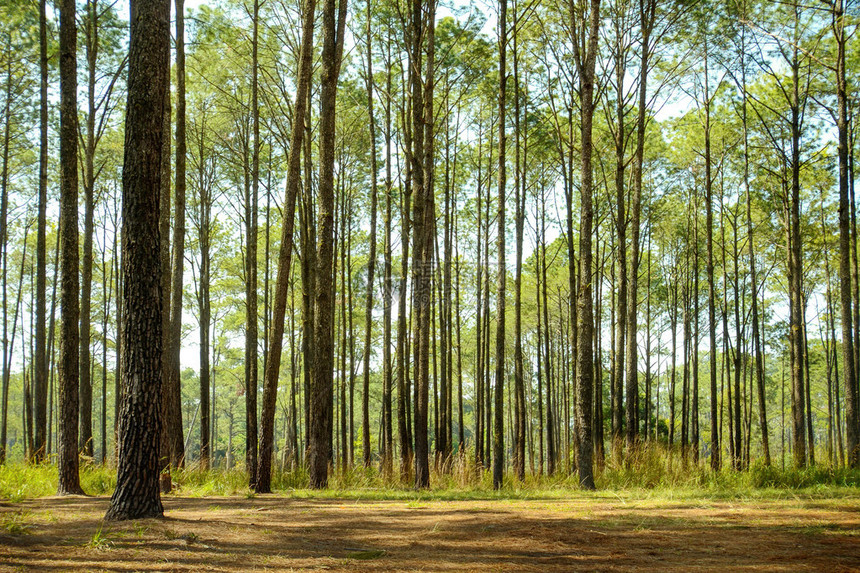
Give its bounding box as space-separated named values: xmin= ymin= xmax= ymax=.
xmin=1 ymin=492 xmax=859 ymax=571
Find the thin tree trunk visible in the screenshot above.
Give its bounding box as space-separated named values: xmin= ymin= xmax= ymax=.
xmin=57 ymin=0 xmax=83 ymax=495
xmin=492 ymin=0 xmax=507 ymax=490
xmin=256 ymin=0 xmax=316 ymax=493
xmin=167 ymin=0 xmax=188 ymax=471
xmin=571 ymin=0 xmax=600 ymax=490
xmin=362 ymin=0 xmax=379 ymax=468
xmin=309 ymin=0 xmax=347 ymax=488
xmin=33 ymin=0 xmax=49 ymax=463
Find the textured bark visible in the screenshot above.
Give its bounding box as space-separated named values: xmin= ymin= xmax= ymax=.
xmin=309 ymin=0 xmax=346 ymax=489
xmin=158 ymin=62 xmax=171 ymax=491
xmin=361 ymin=0 xmax=379 ymax=469
xmin=244 ymin=0 xmax=259 ymax=488
xmin=833 ymin=0 xmax=859 ymax=468
xmin=492 ymin=0 xmax=507 ymax=491
xmin=32 ymin=0 xmax=49 ymax=463
xmin=625 ymin=0 xmax=657 ymax=454
xmin=408 ymin=0 xmax=433 ymax=490
xmin=104 ymin=0 xmax=169 ymax=521
xmin=57 ymin=0 xmax=84 ymax=496
xmin=166 ymin=0 xmax=187 ymax=471
xmin=256 ymin=0 xmax=315 ymax=493
xmin=571 ymin=0 xmax=600 ymax=490
xmin=79 ymin=0 xmax=101 ymax=459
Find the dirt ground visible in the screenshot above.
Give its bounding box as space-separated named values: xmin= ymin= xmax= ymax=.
xmin=0 ymin=493 xmax=858 ymax=572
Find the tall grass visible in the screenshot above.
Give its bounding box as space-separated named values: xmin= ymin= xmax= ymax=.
xmin=1 ymin=445 xmax=858 ymax=501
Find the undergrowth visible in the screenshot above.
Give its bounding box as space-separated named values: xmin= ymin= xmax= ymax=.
xmin=0 ymin=443 xmax=857 ymax=502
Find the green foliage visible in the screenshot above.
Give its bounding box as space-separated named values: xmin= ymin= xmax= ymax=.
xmin=1 ymin=452 xmax=858 ymax=503
xmin=85 ymin=524 xmax=115 ymax=550
xmin=1 ymin=511 xmax=32 ymax=535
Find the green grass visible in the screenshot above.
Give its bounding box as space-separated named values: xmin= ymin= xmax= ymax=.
xmin=0 ymin=445 xmax=858 ymax=503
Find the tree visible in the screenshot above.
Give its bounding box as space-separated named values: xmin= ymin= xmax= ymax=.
xmin=167 ymin=0 xmax=187 ymax=471
xmin=830 ymin=0 xmax=859 ymax=469
xmin=105 ymin=0 xmax=169 ymax=521
xmin=571 ymin=0 xmax=601 ymax=491
xmin=492 ymin=0 xmax=507 ymax=491
xmin=256 ymin=0 xmax=317 ymax=494
xmin=309 ymin=0 xmax=347 ymax=489
xmin=361 ymin=0 xmax=379 ymax=470
xmin=32 ymin=0 xmax=48 ymax=463
xmin=57 ymin=0 xmax=84 ymax=496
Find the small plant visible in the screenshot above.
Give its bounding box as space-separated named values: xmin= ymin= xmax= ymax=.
xmin=1 ymin=512 xmax=32 ymax=535
xmin=86 ymin=524 xmax=114 ymax=550
xmin=133 ymin=523 xmax=149 ymax=538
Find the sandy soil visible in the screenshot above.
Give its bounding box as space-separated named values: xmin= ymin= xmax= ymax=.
xmin=0 ymin=493 xmax=858 ymax=571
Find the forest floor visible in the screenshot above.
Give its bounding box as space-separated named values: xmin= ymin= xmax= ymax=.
xmin=0 ymin=491 xmax=859 ymax=572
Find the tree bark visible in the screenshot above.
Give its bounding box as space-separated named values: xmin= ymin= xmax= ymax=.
xmin=362 ymin=0 xmax=379 ymax=468
xmin=104 ymin=0 xmax=169 ymax=521
xmin=833 ymin=0 xmax=859 ymax=468
xmin=571 ymin=0 xmax=600 ymax=490
xmin=57 ymin=0 xmax=84 ymax=495
xmin=309 ymin=0 xmax=346 ymax=488
xmin=167 ymin=0 xmax=187 ymax=470
xmin=33 ymin=0 xmax=49 ymax=463
xmin=256 ymin=0 xmax=316 ymax=493
xmin=493 ymin=0 xmax=507 ymax=490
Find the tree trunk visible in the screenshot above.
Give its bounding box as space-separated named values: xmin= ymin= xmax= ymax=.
xmin=362 ymin=0 xmax=379 ymax=468
xmin=167 ymin=0 xmax=187 ymax=470
xmin=57 ymin=0 xmax=83 ymax=495
xmin=256 ymin=0 xmax=316 ymax=492
xmin=33 ymin=0 xmax=49 ymax=463
xmin=104 ymin=0 xmax=169 ymax=520
xmin=244 ymin=0 xmax=259 ymax=488
xmin=309 ymin=0 xmax=346 ymax=488
xmin=833 ymin=0 xmax=859 ymax=468
xmin=572 ymin=0 xmax=600 ymax=490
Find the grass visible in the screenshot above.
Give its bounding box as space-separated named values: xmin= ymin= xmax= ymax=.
xmin=0 ymin=444 xmax=858 ymax=503
xmin=85 ymin=524 xmax=115 ymax=550
xmin=1 ymin=511 xmax=32 ymax=535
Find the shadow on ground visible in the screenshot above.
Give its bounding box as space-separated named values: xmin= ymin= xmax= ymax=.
xmin=0 ymin=494 xmax=858 ymax=571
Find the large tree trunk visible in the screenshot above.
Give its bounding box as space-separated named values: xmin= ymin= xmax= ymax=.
xmin=104 ymin=0 xmax=169 ymax=521
xmin=57 ymin=0 xmax=83 ymax=496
